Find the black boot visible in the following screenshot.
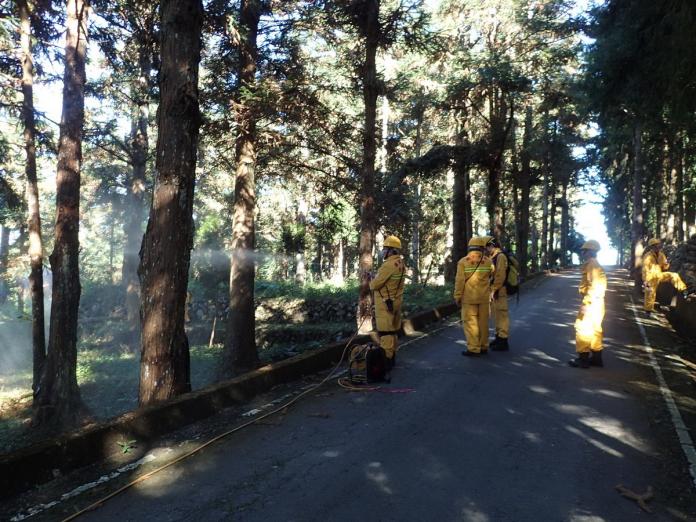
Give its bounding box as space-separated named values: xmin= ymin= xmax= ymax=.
xmin=491 ymin=337 xmax=509 ymax=351
xmin=568 ymin=352 xmax=590 ymax=369
xmin=589 ymin=350 xmax=603 ymax=367
xmin=383 ymin=357 xmax=393 ymax=383
xmin=462 ymin=350 xmax=481 ymax=357
xmin=490 ymin=336 xmax=502 ymax=347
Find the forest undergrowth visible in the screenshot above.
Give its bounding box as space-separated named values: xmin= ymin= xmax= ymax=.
xmin=0 ymin=281 xmax=451 ymax=454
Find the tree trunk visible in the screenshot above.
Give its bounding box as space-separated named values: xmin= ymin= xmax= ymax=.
xmin=508 ymin=116 xmax=518 ymax=253
xmin=487 ymin=91 xmax=509 ymax=242
xmin=666 ymin=138 xmax=677 ymax=243
xmin=138 ymin=0 xmax=202 ymax=405
xmin=222 ymin=0 xmax=263 ymax=376
xmin=109 ymin=212 xmax=115 ymax=280
xmin=16 ymin=226 xmax=28 ymax=315
xmin=315 ymin=238 xmax=323 ymax=282
xmin=34 ymin=0 xmax=89 ymax=427
xmin=560 ymin=180 xmax=569 ymax=266
xmin=412 ymin=181 xmax=421 ymax=282
xmin=540 ymin=171 xmax=549 ymax=270
xmin=380 ymin=91 xmax=389 ymax=174
xmin=655 ymin=139 xmax=669 ymax=239
xmin=531 ymin=224 xmax=539 ymax=273
xmin=356 ymin=0 xmax=379 ymax=333
xmin=540 ymin=110 xmax=552 ymax=270
xmin=122 ymin=44 xmax=152 ymax=330
xmin=516 ymin=106 xmax=532 ymax=276
xmin=548 ymin=181 xmax=557 ymax=266
xmin=0 ymin=226 xmax=9 ymax=304
xmin=295 ymin=203 xmax=307 ymax=284
xmin=676 ymin=135 xmax=685 ymax=242
xmin=452 ymin=154 xmax=472 ymax=269
xmin=411 ymin=107 xmax=423 ymax=284
xmin=333 ymin=238 xmax=344 ymax=284
xmin=631 ymin=121 xmax=644 ymax=288
xmin=512 ymin=181 xmax=519 ymax=249
xmin=18 ymin=0 xmax=45 ymax=394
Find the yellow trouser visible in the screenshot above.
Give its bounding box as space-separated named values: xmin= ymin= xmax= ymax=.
xmin=492 ymin=296 xmax=509 ymax=338
xmin=644 ymin=272 xmax=687 ymax=311
xmin=375 ymin=307 xmax=401 ymax=359
xmin=575 ymin=302 xmax=604 ymax=353
xmin=462 ymin=303 xmax=490 ymax=353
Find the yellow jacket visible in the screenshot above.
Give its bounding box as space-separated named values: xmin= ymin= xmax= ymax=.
xmin=490 ymin=248 xmax=508 ymax=297
xmin=370 ymin=254 xmax=406 ymax=309
xmin=453 ymin=251 xmax=494 ymax=305
xmin=642 ymin=250 xmax=668 ymax=284
xmin=579 ymin=257 xmax=606 ymax=306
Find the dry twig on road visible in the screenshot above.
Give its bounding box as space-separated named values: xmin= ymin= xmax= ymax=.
xmin=615 ymin=484 xmax=654 ymax=513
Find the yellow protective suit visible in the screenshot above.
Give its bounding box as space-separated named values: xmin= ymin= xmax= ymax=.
xmin=490 ymin=248 xmax=509 ymax=339
xmin=575 ymin=257 xmax=607 ymax=353
xmin=454 ymin=251 xmax=494 ymax=354
xmin=369 ymin=254 xmax=406 ymax=359
xmin=642 ymin=250 xmax=687 ymax=312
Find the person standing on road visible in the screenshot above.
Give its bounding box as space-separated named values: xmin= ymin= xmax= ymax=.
xmin=454 ymin=236 xmax=495 ymax=357
xmin=485 ymin=236 xmax=510 ymax=351
xmin=642 ymin=238 xmax=688 ymax=314
xmin=369 ymin=235 xmax=406 ymax=376
xmin=569 ymin=240 xmax=607 ymax=369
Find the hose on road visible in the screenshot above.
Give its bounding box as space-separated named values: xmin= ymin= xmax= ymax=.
xmin=61 ymin=317 xmax=458 ymax=521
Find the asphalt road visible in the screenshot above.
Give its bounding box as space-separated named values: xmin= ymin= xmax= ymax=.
xmin=73 ymin=269 xmax=696 ymax=521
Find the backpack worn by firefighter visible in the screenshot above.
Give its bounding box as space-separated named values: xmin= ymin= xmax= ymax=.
xmin=493 ymin=249 xmax=521 ymax=296
xmin=505 ymin=252 xmax=521 ymax=295
xmin=348 ymin=343 xmax=388 ymax=384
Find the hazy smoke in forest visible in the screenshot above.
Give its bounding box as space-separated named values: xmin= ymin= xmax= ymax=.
xmin=119 ymin=246 xmax=299 ymax=270
xmin=0 ymin=306 xmax=32 ymax=385
xmin=0 ymin=283 xmax=50 ymax=380
xmin=190 ymin=247 xmax=297 ymax=267
xmin=0 ymin=246 xmax=312 ymax=380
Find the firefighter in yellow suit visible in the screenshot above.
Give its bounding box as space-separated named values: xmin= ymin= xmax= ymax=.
xmin=484 ymin=236 xmax=509 ymax=351
xmin=569 ymin=240 xmax=607 ymax=369
xmin=454 ymin=236 xmax=494 ymax=357
xmin=642 ymin=238 xmax=687 ymax=313
xmin=369 ymin=235 xmax=406 ymax=373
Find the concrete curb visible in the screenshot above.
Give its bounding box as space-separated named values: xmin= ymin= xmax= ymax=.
xmin=0 ymin=302 xmax=458 ymax=499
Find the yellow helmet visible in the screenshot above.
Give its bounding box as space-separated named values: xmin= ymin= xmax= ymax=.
xmin=480 ymin=235 xmax=494 ymax=247
xmin=647 ymin=238 xmax=661 ymax=247
xmin=468 ymin=236 xmax=488 ymax=248
xmin=580 ymin=240 xmax=601 ymax=252
xmin=383 ymin=235 xmax=402 ymax=249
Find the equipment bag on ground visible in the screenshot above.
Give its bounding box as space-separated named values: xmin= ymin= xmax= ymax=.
xmin=348 ymin=343 xmax=387 ymax=384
